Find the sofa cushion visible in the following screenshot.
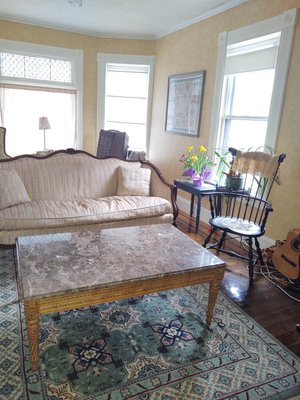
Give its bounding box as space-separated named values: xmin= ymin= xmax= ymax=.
xmin=0 ymin=170 xmax=31 ymax=210
xmin=0 ymin=196 xmax=172 ymax=230
xmin=117 ymin=166 xmax=151 ymax=196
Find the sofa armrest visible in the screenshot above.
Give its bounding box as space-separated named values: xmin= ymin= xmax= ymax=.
xmin=141 ymin=161 xmax=178 ymax=225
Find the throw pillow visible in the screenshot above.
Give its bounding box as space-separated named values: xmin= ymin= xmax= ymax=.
xmin=0 ymin=170 xmax=31 ymax=210
xmin=117 ymin=166 xmax=151 ymax=196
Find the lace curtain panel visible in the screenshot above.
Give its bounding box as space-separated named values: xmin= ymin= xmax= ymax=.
xmin=0 ymin=84 xmax=77 ymax=156
xmin=0 ymin=127 xmax=10 ymax=159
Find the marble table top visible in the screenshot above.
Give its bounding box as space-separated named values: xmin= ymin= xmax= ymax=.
xmin=16 ymin=224 xmax=225 ymax=300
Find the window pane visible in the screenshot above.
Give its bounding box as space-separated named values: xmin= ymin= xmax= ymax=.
xmin=50 ymin=59 xmax=72 ymax=83
xmin=105 ymin=121 xmax=146 ymax=151
xmin=106 ymin=97 xmax=147 ymax=124
xmin=25 ymin=56 xmax=50 ymax=80
xmin=222 ymin=119 xmax=267 ymax=150
xmin=1 ymin=53 xmax=25 ymax=78
xmin=228 ymin=70 xmax=275 ymax=117
xmin=106 ymin=70 xmax=148 ymax=98
xmin=102 ymin=59 xmax=152 ymax=152
xmin=0 ymin=53 xmax=72 ymax=83
xmin=2 ymin=87 xmax=76 ymax=156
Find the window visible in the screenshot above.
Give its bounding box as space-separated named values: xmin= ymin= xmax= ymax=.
xmin=220 ymin=33 xmax=280 ymax=151
xmin=97 ymin=54 xmax=155 ymax=153
xmin=0 ymin=40 xmax=83 ymax=156
xmin=209 ymin=9 xmax=297 ymax=156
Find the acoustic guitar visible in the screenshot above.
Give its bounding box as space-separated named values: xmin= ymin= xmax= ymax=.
xmin=272 ymin=229 xmax=300 ymax=280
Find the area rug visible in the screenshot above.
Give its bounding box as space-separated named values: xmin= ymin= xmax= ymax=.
xmin=0 ymin=249 xmax=300 ymax=399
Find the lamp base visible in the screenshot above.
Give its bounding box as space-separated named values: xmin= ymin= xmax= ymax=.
xmin=36 ymin=150 xmax=53 ymax=156
xmin=43 ymin=130 xmax=48 ymax=152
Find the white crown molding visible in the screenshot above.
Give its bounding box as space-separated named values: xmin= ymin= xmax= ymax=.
xmin=0 ymin=0 xmax=249 ymax=41
xmin=155 ymin=0 xmax=249 ymax=39
xmin=0 ymin=15 xmax=155 ymax=40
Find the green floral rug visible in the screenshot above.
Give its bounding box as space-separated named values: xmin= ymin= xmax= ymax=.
xmin=0 ymin=248 xmax=300 ymax=400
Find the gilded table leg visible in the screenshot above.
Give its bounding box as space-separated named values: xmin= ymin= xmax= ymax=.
xmin=24 ymin=300 xmax=40 ymax=371
xmin=206 ymin=280 xmax=221 ymax=326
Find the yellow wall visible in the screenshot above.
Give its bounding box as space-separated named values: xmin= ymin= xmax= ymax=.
xmin=150 ymin=0 xmax=300 ymax=240
xmin=0 ymin=0 xmax=299 ymax=239
xmin=0 ymin=20 xmax=155 ymax=152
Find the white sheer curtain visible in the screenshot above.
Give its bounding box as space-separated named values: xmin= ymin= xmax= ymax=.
xmin=0 ymin=84 xmax=76 ymax=156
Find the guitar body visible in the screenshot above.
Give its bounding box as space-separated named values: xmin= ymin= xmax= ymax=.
xmin=272 ymin=229 xmax=300 ymax=280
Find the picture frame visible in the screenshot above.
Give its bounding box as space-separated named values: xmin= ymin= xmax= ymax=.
xmin=165 ymin=70 xmax=206 ymax=137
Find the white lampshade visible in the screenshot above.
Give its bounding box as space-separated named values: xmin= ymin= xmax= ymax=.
xmin=39 ymin=117 xmax=51 ymax=130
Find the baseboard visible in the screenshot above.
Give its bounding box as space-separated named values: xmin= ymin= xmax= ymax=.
xmin=176 ymin=194 xmax=275 ymax=249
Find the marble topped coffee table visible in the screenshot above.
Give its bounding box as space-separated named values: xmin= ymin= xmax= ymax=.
xmin=16 ymin=224 xmax=225 ymax=370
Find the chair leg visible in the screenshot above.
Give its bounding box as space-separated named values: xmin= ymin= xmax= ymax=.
xmin=203 ymin=227 xmax=217 ymax=248
xmin=248 ymin=237 xmax=254 ymax=282
xmin=207 ymin=230 xmax=229 ymax=253
xmin=218 ymin=231 xmax=226 ymax=249
xmin=254 ymin=237 xmax=264 ymax=265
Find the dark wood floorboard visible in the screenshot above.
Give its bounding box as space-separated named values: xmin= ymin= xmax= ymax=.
xmin=176 ymin=210 xmax=300 ymax=357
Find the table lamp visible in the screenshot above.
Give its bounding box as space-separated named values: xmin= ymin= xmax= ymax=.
xmin=39 ymin=117 xmax=51 ymax=151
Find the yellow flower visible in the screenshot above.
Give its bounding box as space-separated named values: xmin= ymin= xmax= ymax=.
xmin=181 ymin=144 xmax=214 ymax=176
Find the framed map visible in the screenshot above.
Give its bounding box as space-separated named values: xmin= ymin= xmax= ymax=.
xmin=165 ymin=70 xmax=206 ymax=137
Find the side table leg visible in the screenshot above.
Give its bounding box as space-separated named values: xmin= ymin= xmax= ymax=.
xmin=190 ymin=194 xmax=195 ymax=216
xmin=195 ymin=195 xmax=202 ymax=233
xmin=24 ymin=301 xmax=40 ymax=370
xmin=206 ymin=280 xmax=220 ymax=326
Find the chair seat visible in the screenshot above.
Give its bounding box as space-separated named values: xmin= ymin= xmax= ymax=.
xmin=210 ymin=216 xmax=262 ymax=236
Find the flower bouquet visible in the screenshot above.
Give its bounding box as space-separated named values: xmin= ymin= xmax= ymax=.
xmin=179 ymin=145 xmax=214 ymax=186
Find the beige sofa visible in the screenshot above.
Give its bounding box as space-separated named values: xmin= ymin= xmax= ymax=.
xmin=0 ymin=149 xmax=178 ymax=246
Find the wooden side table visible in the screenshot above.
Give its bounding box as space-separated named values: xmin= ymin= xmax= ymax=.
xmin=174 ymin=179 xmax=216 ymax=233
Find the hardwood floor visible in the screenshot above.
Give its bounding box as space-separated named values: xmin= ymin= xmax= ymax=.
xmin=176 ymin=210 xmax=300 ymax=357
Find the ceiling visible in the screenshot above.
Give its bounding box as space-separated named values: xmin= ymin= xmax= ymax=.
xmin=0 ymin=0 xmax=248 ymax=40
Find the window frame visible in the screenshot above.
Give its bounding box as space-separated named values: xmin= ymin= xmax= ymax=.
xmin=220 ymin=71 xmax=274 ymax=151
xmin=209 ymin=8 xmax=297 ymax=154
xmin=0 ymin=39 xmax=83 ymax=149
xmin=97 ymin=53 xmax=155 ymax=154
